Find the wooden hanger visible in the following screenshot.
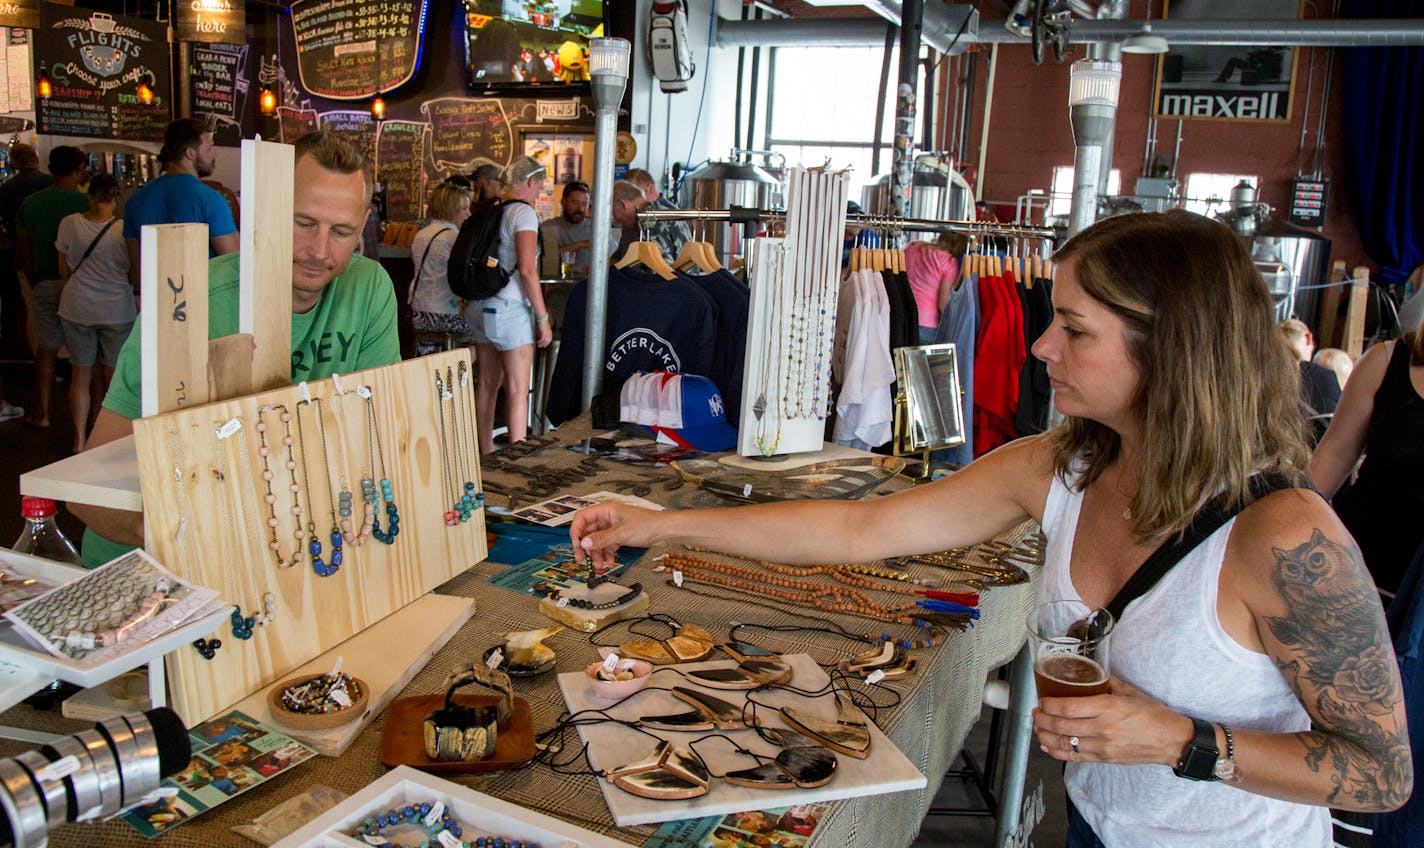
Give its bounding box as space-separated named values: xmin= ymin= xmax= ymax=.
xmin=616 ymin=240 xmax=677 ymax=280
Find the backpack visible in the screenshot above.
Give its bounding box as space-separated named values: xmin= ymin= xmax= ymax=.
xmin=446 ymin=198 xmax=530 ymax=301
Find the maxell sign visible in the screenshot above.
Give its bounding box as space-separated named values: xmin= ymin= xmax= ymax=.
xmin=1158 ymin=90 xmax=1289 ymax=120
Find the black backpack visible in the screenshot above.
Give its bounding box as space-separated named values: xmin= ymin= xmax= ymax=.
xmin=446 ymin=198 xmax=530 ymax=301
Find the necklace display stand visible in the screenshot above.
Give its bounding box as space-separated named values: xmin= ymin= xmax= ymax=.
xmin=20 ymin=140 xmax=483 ymax=736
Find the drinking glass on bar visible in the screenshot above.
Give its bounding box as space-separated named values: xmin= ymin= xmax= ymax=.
xmin=1027 ymin=600 xmax=1114 ymax=698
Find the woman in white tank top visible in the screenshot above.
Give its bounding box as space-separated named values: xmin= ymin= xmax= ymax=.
xmin=565 ymin=211 xmax=1411 ymax=847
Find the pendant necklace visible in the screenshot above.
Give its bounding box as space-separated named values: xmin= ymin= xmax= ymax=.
xmin=254 ymin=404 xmax=303 ymax=569
xmin=455 ymin=361 xmax=484 ymax=519
xmin=435 ymin=370 xmax=459 ymax=526
xmin=330 ymin=392 xmax=375 ymax=547
xmin=362 ymin=386 xmax=400 ymax=543
xmin=755 ymin=242 xmax=789 ymax=456
xmin=212 ymin=417 xmax=276 ymax=638
xmin=169 ymin=424 xmax=222 ymax=660
xmin=295 ymin=395 xmax=340 ymax=576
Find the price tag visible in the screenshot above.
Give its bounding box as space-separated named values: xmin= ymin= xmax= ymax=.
xmin=486 ymin=649 xmax=504 ymax=670
xmin=356 ymin=385 xmax=372 ymax=399
xmin=330 ymin=372 xmax=345 ymax=395
xmin=438 ymin=833 xmax=462 ymax=848
xmin=673 ymin=570 xmax=684 ymax=587
xmin=460 ymin=369 xmax=470 ymax=388
xmin=743 ymin=484 xmax=753 ymax=497
xmin=603 ymin=653 xmax=621 ymax=672
xmin=216 ymin=418 xmax=241 ymax=439
xmin=298 ymin=381 xmax=312 ymax=404
xmin=37 ymin=755 xmax=79 ymax=782
xmin=441 ymin=390 xmax=453 ymax=401
xmin=362 ymin=835 xmax=386 ymax=846
xmin=330 ymin=656 xmax=343 ymax=676
xmin=329 ymin=688 xmax=352 ymax=708
xmin=866 ymin=669 xmax=886 ymax=685
xmin=425 ymin=801 xmax=446 ymax=827
xmin=557 ymin=596 xmax=570 ymax=608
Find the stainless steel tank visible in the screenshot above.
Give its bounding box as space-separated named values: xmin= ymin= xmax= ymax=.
xmin=678 ymin=157 xmax=783 ymax=268
xmin=860 ymin=154 xmax=974 ymax=242
xmin=1251 ymin=219 xmax=1332 ymax=330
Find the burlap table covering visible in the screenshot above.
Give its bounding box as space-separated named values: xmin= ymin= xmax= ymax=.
xmin=3 ymin=419 xmax=1039 ymax=848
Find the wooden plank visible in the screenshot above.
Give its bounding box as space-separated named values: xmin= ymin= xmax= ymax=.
xmin=208 ymin=333 xmax=255 ymax=401
xmin=1317 ymin=259 xmax=1349 ymax=348
xmin=132 ymin=349 xmax=488 ymax=725
xmin=1343 ymin=265 xmax=1371 ymax=361
xmin=19 ymin=434 xmax=142 ymax=511
xmin=139 ymin=223 xmax=211 ymax=417
xmin=240 ymin=139 xmax=295 ymax=393
xmin=231 ymin=593 xmax=473 ymax=757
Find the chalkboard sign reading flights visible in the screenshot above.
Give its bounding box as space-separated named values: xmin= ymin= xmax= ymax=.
xmin=35 ymin=3 xmax=171 ymax=142
xmin=375 ymin=120 xmax=427 ymax=224
xmin=420 ymin=96 xmax=510 ymax=172
xmin=289 ymin=0 xmax=429 ymax=100
xmin=189 ymin=43 xmax=250 ymax=147
xmin=175 ymin=0 xmax=246 ymax=45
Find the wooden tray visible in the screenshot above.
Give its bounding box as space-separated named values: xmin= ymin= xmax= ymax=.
xmin=379 ymin=694 xmax=536 ymax=773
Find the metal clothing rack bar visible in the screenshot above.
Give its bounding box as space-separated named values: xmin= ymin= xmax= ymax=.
xmin=636 ymin=206 xmax=1059 ymax=240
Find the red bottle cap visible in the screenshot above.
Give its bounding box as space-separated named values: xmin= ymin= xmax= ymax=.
xmin=20 ymin=497 xmax=57 ymax=518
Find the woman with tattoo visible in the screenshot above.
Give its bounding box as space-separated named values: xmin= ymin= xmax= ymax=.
xmin=570 ymin=211 xmax=1412 ymax=847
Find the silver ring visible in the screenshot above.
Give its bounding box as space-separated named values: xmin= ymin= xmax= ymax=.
xmin=1069 ymin=735 xmax=1080 ymax=753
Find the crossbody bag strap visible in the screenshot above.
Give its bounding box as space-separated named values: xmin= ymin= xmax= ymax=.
xmin=1104 ymin=472 xmax=1309 ymax=624
xmin=408 ymin=228 xmax=455 ymax=305
xmin=69 ymin=218 xmax=117 ymax=278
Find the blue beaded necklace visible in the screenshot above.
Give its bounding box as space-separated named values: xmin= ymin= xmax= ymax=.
xmin=294 ymin=396 xmax=340 ymax=577
xmin=363 ymin=387 xmax=401 ymax=544
xmin=351 ymin=802 xmax=539 ymax=848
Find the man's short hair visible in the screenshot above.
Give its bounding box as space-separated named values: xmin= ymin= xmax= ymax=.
xmin=9 ymin=143 xmax=38 ymax=171
xmin=564 ymin=180 xmax=590 ymax=195
xmin=159 ymin=118 xmax=209 ymax=165
xmin=292 ymin=129 xmax=373 ymax=198
xmin=87 ymin=172 xmax=120 ymax=204
xmin=473 ymin=164 xmax=502 ymax=183
xmin=612 ymin=180 xmax=645 ymax=205
xmin=624 ymin=168 xmax=654 ymax=192
xmin=48 ymin=145 xmax=87 ymax=178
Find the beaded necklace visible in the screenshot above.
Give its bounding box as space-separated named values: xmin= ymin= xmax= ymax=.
xmin=294 ymin=397 xmax=340 ymax=576
xmin=754 ymin=242 xmax=790 ymax=456
xmin=352 ymin=802 xmax=540 ymax=848
xmin=213 ymin=417 xmax=276 ymax=638
xmin=552 ymin=581 xmax=642 ymax=611
xmin=435 ymin=370 xmax=459 ymax=526
xmin=362 ymin=386 xmax=401 ymax=544
xmin=329 ymin=392 xmax=374 ymax=547
xmin=254 ymin=405 xmax=303 ymax=569
xmin=454 ymin=361 xmax=483 ymax=518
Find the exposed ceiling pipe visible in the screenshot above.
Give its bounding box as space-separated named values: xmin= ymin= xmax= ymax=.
xmin=858 ymin=0 xmax=978 ymax=55
xmin=713 ymin=8 xmax=977 ymax=54
xmin=976 ymin=18 xmax=1424 ymax=46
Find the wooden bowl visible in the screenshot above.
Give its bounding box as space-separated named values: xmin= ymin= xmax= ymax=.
xmin=267 ymin=673 xmax=370 ymax=732
xmin=585 ymin=659 xmax=653 ymax=700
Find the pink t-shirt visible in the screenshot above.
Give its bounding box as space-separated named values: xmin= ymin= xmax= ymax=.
xmin=904 ymin=241 xmax=960 ymax=329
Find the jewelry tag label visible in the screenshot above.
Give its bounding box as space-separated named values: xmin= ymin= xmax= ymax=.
xmin=486 ymin=649 xmax=504 ymax=670
xmin=866 ymin=669 xmax=887 ymax=685
xmin=438 ymin=832 xmax=462 ymax=848
xmin=298 ymin=381 xmax=312 ymax=404
xmin=37 ymin=755 xmax=79 ymax=782
xmin=216 ymin=418 xmax=241 ymax=439
xmin=603 ymin=653 xmax=621 ymax=672
xmin=460 ymin=369 xmax=470 ymax=388
xmin=557 ymin=596 xmax=570 ymax=608
xmin=742 ymin=483 xmax=753 ymax=497
xmin=425 ymin=801 xmax=446 ymax=827
xmin=673 ymin=570 xmax=684 ymax=587
xmin=330 ymin=372 xmax=345 ymax=395
xmin=330 ymin=655 xmax=343 ymax=676
xmin=441 ymin=390 xmax=453 ymax=401
xmin=356 ymin=385 xmax=372 ymax=399
xmin=329 ymin=688 xmax=352 ymax=708
xmin=362 ymin=836 xmax=386 ymax=846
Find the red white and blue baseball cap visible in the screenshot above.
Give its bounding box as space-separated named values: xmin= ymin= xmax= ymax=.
xmin=619 ymin=372 xmax=738 ymax=452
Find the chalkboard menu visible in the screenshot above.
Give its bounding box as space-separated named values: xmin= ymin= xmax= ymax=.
xmin=277 ymin=106 xmax=318 ymax=142
xmin=0 ymin=0 xmax=39 ymax=30
xmin=189 ymin=43 xmax=249 ymax=147
xmin=35 ymin=3 xmax=172 ymax=142
xmin=319 ymin=110 xmax=377 ymax=184
xmin=289 ymin=0 xmax=428 ymax=100
xmin=175 ymin=0 xmax=246 ymax=45
xmin=376 ymin=120 xmax=427 ymax=223
xmin=419 ymin=96 xmax=510 ymax=172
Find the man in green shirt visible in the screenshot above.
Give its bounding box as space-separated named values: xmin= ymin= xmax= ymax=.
xmin=72 ymin=130 xmax=400 ymax=568
xmin=16 ymin=145 xmax=89 ymax=428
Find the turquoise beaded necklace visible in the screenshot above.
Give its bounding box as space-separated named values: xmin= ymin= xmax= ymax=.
xmin=294 ymin=396 xmax=339 ymax=576
xmin=363 ymin=386 xmax=401 ymax=544
xmin=352 ymin=802 xmax=540 ymax=848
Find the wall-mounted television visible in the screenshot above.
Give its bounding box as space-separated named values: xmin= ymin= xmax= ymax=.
xmin=462 ymin=0 xmax=603 ymax=95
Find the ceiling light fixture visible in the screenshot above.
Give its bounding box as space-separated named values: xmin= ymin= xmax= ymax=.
xmin=1122 ymin=22 xmax=1168 ymax=55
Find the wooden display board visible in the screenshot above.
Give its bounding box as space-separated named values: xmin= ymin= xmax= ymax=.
xmin=132 ymin=350 xmax=487 ymax=724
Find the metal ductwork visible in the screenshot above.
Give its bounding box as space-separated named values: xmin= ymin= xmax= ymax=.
xmin=714 ymin=4 xmax=978 ymax=54
xmin=976 ymin=18 xmax=1424 ymax=46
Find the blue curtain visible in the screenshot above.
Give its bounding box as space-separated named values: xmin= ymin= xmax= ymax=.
xmin=1341 ymin=1 xmax=1423 ymax=286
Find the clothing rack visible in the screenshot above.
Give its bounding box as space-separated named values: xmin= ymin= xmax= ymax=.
xmin=636 ymin=207 xmax=1058 ymax=240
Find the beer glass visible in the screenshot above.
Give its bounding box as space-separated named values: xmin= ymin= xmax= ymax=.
xmin=1026 ymin=600 xmax=1113 ymax=698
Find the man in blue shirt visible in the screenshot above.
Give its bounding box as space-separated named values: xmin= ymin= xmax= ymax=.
xmin=122 ymin=118 xmax=239 ymax=287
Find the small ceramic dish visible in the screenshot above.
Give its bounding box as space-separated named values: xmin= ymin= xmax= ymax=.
xmin=585 ymin=658 xmax=653 ymax=700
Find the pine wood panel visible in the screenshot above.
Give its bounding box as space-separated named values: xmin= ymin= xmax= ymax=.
xmin=239 ymin=139 xmax=295 ymax=393
xmin=132 ymin=350 xmax=487 ymax=724
xmin=140 ymin=223 xmax=211 ymax=416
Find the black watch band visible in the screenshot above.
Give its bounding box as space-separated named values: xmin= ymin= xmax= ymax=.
xmin=1173 ymin=716 xmax=1220 ymax=781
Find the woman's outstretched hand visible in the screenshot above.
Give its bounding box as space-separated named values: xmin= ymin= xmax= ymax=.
xmin=569 ymin=504 xmax=664 ymax=571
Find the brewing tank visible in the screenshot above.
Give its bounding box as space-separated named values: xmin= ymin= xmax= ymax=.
xmin=679 ymin=158 xmax=783 ymax=268
xmin=1251 ymin=219 xmax=1332 ymax=330
xmin=860 ymin=154 xmax=973 ymax=241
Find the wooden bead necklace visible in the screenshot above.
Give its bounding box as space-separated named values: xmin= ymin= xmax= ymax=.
xmin=294 ymin=396 xmax=340 ymax=576
xmin=362 ymin=386 xmax=401 ymax=544
xmin=254 ymin=404 xmax=303 ymax=569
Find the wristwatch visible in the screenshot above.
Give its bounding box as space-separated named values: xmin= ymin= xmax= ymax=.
xmin=1173 ymin=716 xmax=1220 ymax=781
